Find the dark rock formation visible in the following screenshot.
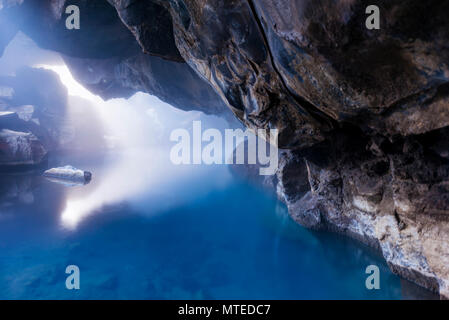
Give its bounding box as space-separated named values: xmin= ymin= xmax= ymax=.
xmin=165 ymin=0 xmax=449 ymax=297
xmin=2 ymin=0 xmax=449 ymax=297
xmin=253 ymin=0 xmax=449 ymax=134
xmin=0 ymin=106 xmax=49 ymax=168
xmin=0 ymin=0 xmax=232 ymax=118
xmin=106 ymin=0 xmax=184 ymax=62
xmin=62 ymin=53 xmax=231 ymax=116
xmin=0 ymin=67 xmax=103 ymax=161
xmin=6 ymin=0 xmax=140 ymax=59
xmin=0 ymin=67 xmax=69 ymax=150
xmin=0 ymin=127 xmax=47 ymax=167
xmin=163 ymin=0 xmax=332 ymax=149
xmin=275 ymin=126 xmax=449 ymax=297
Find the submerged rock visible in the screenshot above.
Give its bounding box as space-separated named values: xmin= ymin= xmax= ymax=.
xmin=43 ymin=166 xmax=92 ymax=185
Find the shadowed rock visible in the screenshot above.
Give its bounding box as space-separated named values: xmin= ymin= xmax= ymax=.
xmin=276 ymin=127 xmax=449 ymax=297
xmin=0 ymin=0 xmax=232 ymax=118
xmin=0 ymin=129 xmax=47 ymax=166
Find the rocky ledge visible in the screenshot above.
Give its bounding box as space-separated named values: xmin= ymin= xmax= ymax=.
xmin=1 ymin=0 xmax=449 ymax=297
xmin=0 ymin=127 xmax=47 ymax=167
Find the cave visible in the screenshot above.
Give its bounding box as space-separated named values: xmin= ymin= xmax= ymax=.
xmin=0 ymin=0 xmax=448 ymax=301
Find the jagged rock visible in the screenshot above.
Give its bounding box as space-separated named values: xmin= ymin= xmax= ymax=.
xmin=275 ymin=127 xmax=449 ymax=298
xmin=0 ymin=129 xmax=47 ymax=166
xmin=161 ymin=0 xmax=331 ymax=149
xmin=161 ymin=0 xmax=449 ymax=297
xmin=0 ymin=67 xmax=106 ymax=153
xmin=3 ymin=0 xmax=140 ymax=59
xmin=3 ymin=2 xmax=449 ymax=140
xmin=1 ymin=67 xmax=68 ymax=117
xmin=106 ymin=0 xmax=184 ymax=61
xmin=0 ymin=67 xmax=69 ymax=150
xmin=253 ymin=0 xmax=449 ymax=137
xmin=0 ymin=0 xmax=231 ymax=118
xmin=62 ymin=53 xmax=231 ymax=116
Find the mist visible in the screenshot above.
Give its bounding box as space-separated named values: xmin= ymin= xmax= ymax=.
xmin=1 ymin=32 xmax=239 ymax=229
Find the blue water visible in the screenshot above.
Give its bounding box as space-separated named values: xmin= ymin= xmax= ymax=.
xmin=0 ymin=153 xmax=421 ymax=299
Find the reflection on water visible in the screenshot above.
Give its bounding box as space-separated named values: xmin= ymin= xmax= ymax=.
xmin=60 ymin=147 xmax=231 ymax=229
xmin=0 ymin=153 xmax=436 ymax=300
xmin=34 ymin=64 xmax=235 ymax=230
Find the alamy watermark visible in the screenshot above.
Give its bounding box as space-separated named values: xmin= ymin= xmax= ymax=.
xmin=64 ymin=4 xmax=379 ymax=31
xmin=65 ymin=5 xmax=80 ymax=30
xmin=366 ymin=5 xmax=380 ymax=30
xmin=365 ymin=265 xmax=380 ymax=290
xmin=169 ymin=121 xmax=279 ymax=176
xmin=65 ymin=265 xmax=80 ymax=290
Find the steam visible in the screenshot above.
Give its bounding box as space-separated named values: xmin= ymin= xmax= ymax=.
xmin=2 ymin=33 xmax=234 ymax=229
xmin=39 ymin=65 xmax=232 ymax=229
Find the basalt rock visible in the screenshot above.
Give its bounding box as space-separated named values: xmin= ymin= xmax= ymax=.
xmin=0 ymin=128 xmax=47 ymax=167
xmin=275 ymin=127 xmax=449 ymax=298
xmin=62 ymin=53 xmax=232 ymax=116
xmin=5 ymin=0 xmax=141 ymax=59
xmin=161 ymin=0 xmax=449 ymax=297
xmin=0 ymin=67 xmax=69 ymax=149
xmin=106 ymin=0 xmax=184 ymax=62
xmin=253 ymin=0 xmax=449 ymax=133
xmin=0 ymin=0 xmax=231 ymax=118
xmin=161 ymin=0 xmax=332 ymax=149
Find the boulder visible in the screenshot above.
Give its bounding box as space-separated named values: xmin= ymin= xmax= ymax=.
xmin=0 ymin=129 xmax=47 ymax=166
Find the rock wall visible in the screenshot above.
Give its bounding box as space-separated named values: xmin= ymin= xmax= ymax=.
xmin=0 ymin=127 xmax=47 ymax=167
xmin=276 ymin=127 xmax=449 ymax=297
xmin=2 ymin=0 xmax=449 ymax=297
xmin=0 ymin=67 xmax=68 ymax=152
xmin=0 ymin=0 xmax=231 ymax=116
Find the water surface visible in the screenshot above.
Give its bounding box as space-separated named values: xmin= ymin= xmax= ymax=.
xmin=0 ymin=152 xmax=417 ymax=299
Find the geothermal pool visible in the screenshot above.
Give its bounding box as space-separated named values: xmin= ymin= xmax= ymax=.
xmin=0 ymin=152 xmax=419 ymax=300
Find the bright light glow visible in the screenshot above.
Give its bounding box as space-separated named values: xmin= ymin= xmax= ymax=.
xmin=37 ymin=64 xmax=164 ymax=229
xmin=38 ymin=63 xmax=232 ymax=230
xmin=36 ymin=65 xmax=104 ymax=104
xmin=60 ymin=149 xmax=162 ymax=229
